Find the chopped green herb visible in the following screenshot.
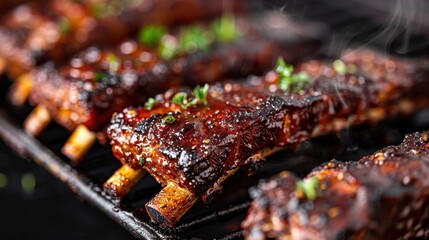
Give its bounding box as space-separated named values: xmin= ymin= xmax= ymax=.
xmin=21 ymin=173 xmax=36 ymax=194
xmin=292 ymin=72 xmax=311 ymax=82
xmin=94 ymin=71 xmax=110 ymax=82
xmin=162 ymin=115 xmax=176 ymax=124
xmin=172 ymin=92 xmax=190 ymax=109
xmin=212 ymin=14 xmax=240 ymax=43
xmin=107 ymin=53 xmax=120 ymax=72
xmin=193 ymin=84 xmax=209 ymax=105
xmin=333 ymin=60 xmax=357 ymax=75
xmin=179 ymin=25 xmax=212 ymax=54
xmin=296 ymin=177 xmax=319 ymax=201
xmin=90 ymin=0 xmax=124 ymax=19
xmin=0 ymin=173 xmax=7 ymax=188
xmin=346 ymin=63 xmax=357 ymax=74
xmin=172 ymin=85 xmax=210 ymax=110
xmin=139 ymin=24 xmax=167 ymax=47
xmin=276 ymin=57 xmax=294 ymax=91
xmin=139 ymin=157 xmax=146 ymax=165
xmin=333 ymin=60 xmax=347 ymax=75
xmin=90 ymin=3 xmax=104 ymax=18
xmin=291 ymin=72 xmax=311 ymax=91
xmin=154 ymin=15 xmax=242 ymax=60
xmin=158 ymin=36 xmax=179 ymax=60
xmin=144 ymin=97 xmax=158 ymax=110
xmin=276 ymin=57 xmax=311 ymax=92
xmin=59 ymin=18 xmax=71 ymax=36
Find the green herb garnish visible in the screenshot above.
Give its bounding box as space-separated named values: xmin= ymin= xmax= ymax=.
xmin=153 ymin=14 xmax=241 ymax=60
xmin=276 ymin=57 xmax=294 ymax=91
xmin=0 ymin=173 xmax=8 ymax=188
xmin=139 ymin=157 xmax=146 ymax=165
xmin=139 ymin=24 xmax=167 ymax=47
xmin=107 ymin=53 xmax=119 ymax=72
xmin=158 ymin=36 xmax=179 ymax=60
xmin=90 ymin=3 xmax=104 ymax=18
xmin=90 ymin=0 xmax=124 ymax=19
xmin=162 ymin=115 xmax=176 ymax=124
xmin=94 ymin=71 xmax=110 ymax=82
xmin=172 ymin=92 xmax=191 ymax=109
xmin=296 ymin=177 xmax=319 ymax=201
xmin=193 ymin=84 xmax=209 ymax=105
xmin=332 ymin=60 xmax=347 ymax=75
xmin=276 ymin=57 xmax=311 ymax=92
xmin=333 ymin=60 xmax=357 ymax=75
xmin=21 ymin=173 xmax=36 ymax=195
xmin=179 ymin=25 xmax=213 ymax=54
xmin=291 ymin=72 xmax=311 ymax=91
xmin=172 ymin=85 xmax=209 ymax=110
xmin=144 ymin=98 xmax=158 ymax=110
xmin=59 ymin=18 xmax=71 ymax=36
xmin=212 ymin=14 xmax=240 ymax=43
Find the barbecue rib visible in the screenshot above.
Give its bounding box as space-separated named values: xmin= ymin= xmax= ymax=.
xmin=0 ymin=0 xmax=245 ymax=79
xmin=242 ymin=131 xmax=429 ymax=240
xmin=25 ymin=14 xmax=322 ymax=162
xmin=107 ymin=49 xmax=429 ymax=226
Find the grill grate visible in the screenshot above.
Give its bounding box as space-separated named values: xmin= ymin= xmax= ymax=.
xmin=1 ymin=0 xmax=429 ymax=239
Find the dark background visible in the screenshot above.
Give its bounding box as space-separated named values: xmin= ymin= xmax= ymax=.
xmin=0 ymin=140 xmax=134 ymax=240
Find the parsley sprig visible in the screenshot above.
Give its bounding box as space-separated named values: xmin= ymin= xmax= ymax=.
xmin=193 ymin=84 xmax=209 ymax=105
xmin=162 ymin=115 xmax=176 ymax=124
xmin=332 ymin=60 xmax=357 ymax=75
xmin=90 ymin=2 xmax=120 ymax=19
xmin=138 ymin=15 xmax=241 ymax=60
xmin=94 ymin=71 xmax=110 ymax=83
xmin=138 ymin=25 xmax=167 ymax=48
xmin=212 ymin=14 xmax=240 ymax=43
xmin=179 ymin=25 xmax=213 ymax=53
xmin=296 ymin=177 xmax=319 ymax=201
xmin=139 ymin=157 xmax=146 ymax=165
xmin=276 ymin=57 xmax=311 ymax=92
xmin=144 ymin=97 xmax=158 ymax=110
xmin=107 ymin=53 xmax=120 ymax=72
xmin=158 ymin=36 xmax=179 ymax=60
xmin=90 ymin=0 xmax=132 ymax=19
xmin=172 ymin=92 xmax=192 ymax=109
xmin=59 ymin=18 xmax=71 ymax=36
xmin=172 ymin=84 xmax=209 ymax=109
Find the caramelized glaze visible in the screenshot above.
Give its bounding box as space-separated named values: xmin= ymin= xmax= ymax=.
xmin=29 ymin=16 xmax=317 ymax=133
xmin=108 ymin=49 xmax=429 ymax=201
xmin=243 ymin=131 xmax=429 ymax=239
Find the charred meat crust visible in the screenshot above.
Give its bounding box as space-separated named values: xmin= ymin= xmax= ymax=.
xmin=107 ymin=49 xmax=429 ymax=201
xmin=29 ymin=19 xmax=316 ymax=133
xmin=0 ymin=0 xmax=246 ymax=75
xmin=0 ymin=0 xmax=93 ymax=75
xmin=29 ymin=46 xmax=163 ymax=131
xmin=243 ymin=131 xmax=429 ymax=240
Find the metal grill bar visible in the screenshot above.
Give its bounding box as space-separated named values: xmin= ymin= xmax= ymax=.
xmin=0 ymin=110 xmax=167 ymax=240
xmin=215 ymin=231 xmax=244 ymax=240
xmin=174 ymin=202 xmax=251 ymax=233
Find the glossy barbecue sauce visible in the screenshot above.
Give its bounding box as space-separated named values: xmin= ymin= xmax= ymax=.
xmin=243 ymin=132 xmax=429 ymax=240
xmin=108 ymin=49 xmax=429 ymax=201
xmin=30 ymin=14 xmax=308 ymax=133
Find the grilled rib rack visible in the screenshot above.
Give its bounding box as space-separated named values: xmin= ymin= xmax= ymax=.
xmin=1 ymin=0 xmax=428 ymax=239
